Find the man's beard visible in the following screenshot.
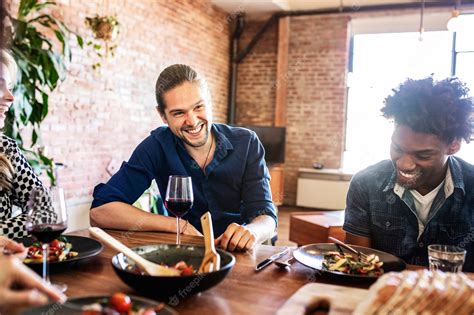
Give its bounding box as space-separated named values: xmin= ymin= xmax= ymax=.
xmin=181 ymin=124 xmax=209 ymax=148
xmin=396 ymin=170 xmax=423 ymax=189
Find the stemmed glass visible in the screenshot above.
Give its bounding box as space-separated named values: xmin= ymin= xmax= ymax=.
xmin=26 ymin=186 xmax=68 ymax=292
xmin=165 ymin=175 xmax=193 ymax=245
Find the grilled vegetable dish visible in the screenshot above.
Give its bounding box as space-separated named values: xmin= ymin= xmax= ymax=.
xmin=323 ymin=251 xmax=384 ymax=276
xmin=24 ymin=236 xmax=78 ymax=263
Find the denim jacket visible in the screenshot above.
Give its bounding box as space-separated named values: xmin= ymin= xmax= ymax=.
xmin=343 ymin=156 xmax=474 ymax=271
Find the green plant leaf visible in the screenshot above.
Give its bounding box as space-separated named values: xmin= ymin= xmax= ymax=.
xmin=6 ymin=0 xmax=83 ymax=185
xmin=31 ymin=128 xmax=38 ymax=146
xmin=32 ymin=1 xmax=57 ymax=14
xmin=41 ymin=94 xmax=49 ymax=120
xmin=76 ymin=35 xmax=84 ymax=48
xmin=18 ymin=0 xmax=38 ymax=19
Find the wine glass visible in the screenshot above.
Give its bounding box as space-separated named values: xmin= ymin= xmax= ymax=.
xmin=26 ymin=186 xmax=68 ymax=292
xmin=165 ymin=175 xmax=193 ymax=245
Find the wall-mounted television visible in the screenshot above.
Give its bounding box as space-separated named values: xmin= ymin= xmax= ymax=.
xmin=240 ymin=125 xmax=286 ymax=165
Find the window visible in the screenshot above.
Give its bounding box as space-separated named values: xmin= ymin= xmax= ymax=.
xmin=344 ymin=15 xmax=474 ymax=173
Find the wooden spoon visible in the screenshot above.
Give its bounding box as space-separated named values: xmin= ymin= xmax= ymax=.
xmin=89 ymin=227 xmax=179 ymax=276
xmin=198 ymin=212 xmax=220 ymax=273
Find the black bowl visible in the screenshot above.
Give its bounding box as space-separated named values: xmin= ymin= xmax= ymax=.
xmin=111 ymin=244 xmax=235 ymax=301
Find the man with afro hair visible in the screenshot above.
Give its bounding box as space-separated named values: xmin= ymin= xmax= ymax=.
xmin=343 ymin=77 xmax=473 ymax=271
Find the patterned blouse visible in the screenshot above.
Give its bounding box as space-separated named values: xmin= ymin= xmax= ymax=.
xmin=0 ymin=134 xmax=52 ymax=239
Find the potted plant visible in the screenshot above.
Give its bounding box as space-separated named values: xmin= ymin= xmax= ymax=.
xmin=85 ymin=14 xmax=120 ymax=69
xmin=6 ymin=0 xmax=83 ymax=185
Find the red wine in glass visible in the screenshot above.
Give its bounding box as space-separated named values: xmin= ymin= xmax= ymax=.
xmin=26 ymin=187 xmax=68 ymax=292
xmin=28 ymin=223 xmax=67 ymax=243
xmin=165 ymin=199 xmax=193 ymax=218
xmin=165 ymin=176 xmax=193 ymax=245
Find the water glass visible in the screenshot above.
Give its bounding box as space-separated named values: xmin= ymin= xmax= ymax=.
xmin=428 ymin=244 xmax=466 ymax=273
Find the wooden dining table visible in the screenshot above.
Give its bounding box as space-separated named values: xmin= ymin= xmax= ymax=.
xmin=47 ymin=229 xmax=378 ymax=314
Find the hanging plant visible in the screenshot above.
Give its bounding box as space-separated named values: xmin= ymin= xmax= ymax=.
xmin=85 ymin=14 xmax=120 ymax=69
xmin=6 ymin=0 xmax=83 ymax=186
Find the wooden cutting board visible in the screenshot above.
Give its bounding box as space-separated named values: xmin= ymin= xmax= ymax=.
xmin=277 ymin=283 xmax=369 ymax=315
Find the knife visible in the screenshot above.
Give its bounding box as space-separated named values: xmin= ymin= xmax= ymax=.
xmin=255 ymin=247 xmax=290 ymax=271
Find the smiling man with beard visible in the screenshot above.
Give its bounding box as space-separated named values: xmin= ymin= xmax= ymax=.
xmin=343 ymin=77 xmax=474 ymax=271
xmin=90 ymin=64 xmax=277 ymax=251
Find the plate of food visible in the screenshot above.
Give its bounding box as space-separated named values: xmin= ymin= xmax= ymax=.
xmin=21 ymin=293 xmax=177 ymax=315
xmin=18 ymin=235 xmax=103 ymax=270
xmin=293 ymin=243 xmax=406 ymax=281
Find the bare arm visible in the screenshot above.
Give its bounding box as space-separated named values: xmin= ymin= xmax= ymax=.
xmin=246 ymin=215 xmax=276 ymax=244
xmin=345 ymin=232 xmax=371 ymax=248
xmin=90 ymin=202 xmax=201 ymax=235
xmin=216 ymin=215 xmax=276 ymax=251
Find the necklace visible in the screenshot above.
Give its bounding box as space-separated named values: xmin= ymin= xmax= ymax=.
xmin=201 ymin=135 xmax=214 ymax=174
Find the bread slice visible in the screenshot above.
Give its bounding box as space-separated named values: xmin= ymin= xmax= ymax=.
xmin=427 ymin=272 xmax=461 ymax=314
xmin=354 ymin=270 xmax=473 ymax=315
xmin=411 ymin=270 xmax=448 ymax=314
xmin=421 ymin=271 xmax=449 ymax=314
xmin=377 ymin=270 xmax=420 ymax=314
xmin=353 ymin=272 xmax=403 ymax=315
xmin=392 ymin=270 xmax=429 ymax=315
xmin=397 ymin=270 xmax=433 ymax=314
xmin=450 ymin=273 xmax=474 ymax=315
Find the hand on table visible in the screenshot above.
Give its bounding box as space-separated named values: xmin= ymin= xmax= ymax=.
xmin=0 ymin=236 xmax=27 ymax=260
xmin=0 ymin=255 xmax=66 ymax=315
xmin=215 ymin=223 xmax=257 ymax=252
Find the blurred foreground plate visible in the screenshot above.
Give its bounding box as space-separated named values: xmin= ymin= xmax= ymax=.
xmin=21 ymin=295 xmax=177 ymax=315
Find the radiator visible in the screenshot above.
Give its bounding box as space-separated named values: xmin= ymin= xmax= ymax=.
xmin=296 ymin=169 xmax=352 ymax=210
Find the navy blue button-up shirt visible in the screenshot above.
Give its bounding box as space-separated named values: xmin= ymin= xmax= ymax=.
xmin=92 ymin=123 xmax=277 ymax=237
xmin=343 ymin=156 xmax=474 ymax=271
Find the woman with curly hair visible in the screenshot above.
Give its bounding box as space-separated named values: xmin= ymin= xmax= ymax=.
xmin=343 ymin=77 xmax=474 ymax=272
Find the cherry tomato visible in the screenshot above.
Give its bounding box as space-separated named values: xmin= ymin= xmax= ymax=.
xmin=109 ymin=292 xmax=132 ymax=312
xmin=50 ymin=239 xmax=61 ymax=248
xmin=181 ymin=266 xmax=194 ymax=276
xmin=81 ymin=311 xmax=100 ymax=315
xmin=174 ymin=261 xmax=188 ymax=271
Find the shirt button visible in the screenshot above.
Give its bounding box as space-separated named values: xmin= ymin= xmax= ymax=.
xmin=385 ymin=221 xmax=391 ymax=227
xmin=419 ymin=242 xmax=424 ymax=248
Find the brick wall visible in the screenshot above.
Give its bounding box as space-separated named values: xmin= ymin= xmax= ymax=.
xmin=236 ymin=20 xmax=277 ymax=126
xmin=285 ymin=14 xmax=351 ymax=204
xmin=7 ymin=0 xmax=230 ymax=206
xmin=235 ymin=14 xmax=350 ymax=205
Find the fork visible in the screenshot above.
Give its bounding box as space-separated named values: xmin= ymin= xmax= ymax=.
xmin=275 ymin=256 xmax=295 ymax=268
xmin=198 ymin=212 xmax=220 ymax=273
xmin=328 ymin=236 xmax=370 ymax=263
